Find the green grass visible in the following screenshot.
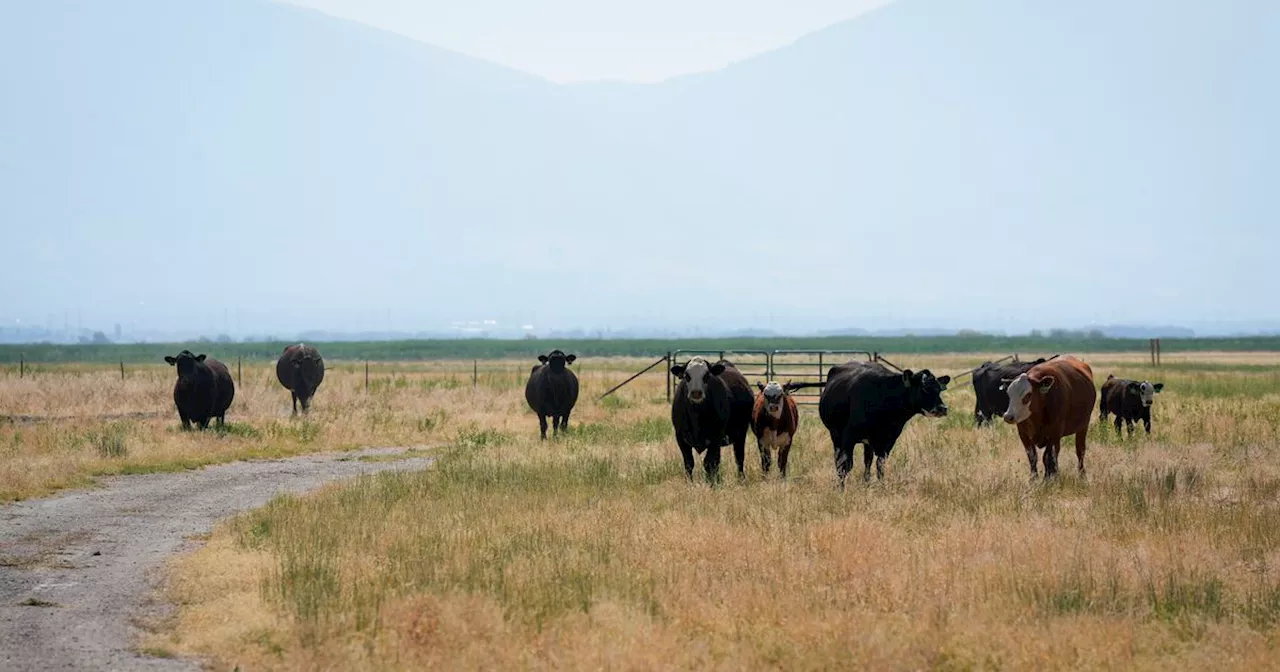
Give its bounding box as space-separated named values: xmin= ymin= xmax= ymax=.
xmin=8 ymin=334 xmax=1280 ymax=364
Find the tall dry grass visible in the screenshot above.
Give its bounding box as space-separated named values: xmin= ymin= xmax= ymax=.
xmin=0 ymin=358 xmax=589 ymax=501
xmin=11 ymin=353 xmax=1280 ymax=669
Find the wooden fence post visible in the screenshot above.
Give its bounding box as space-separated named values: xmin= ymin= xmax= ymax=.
xmin=237 ymin=357 xmax=242 ymax=386
xmin=19 ymin=354 xmax=23 ymax=379
xmin=120 ymin=360 xmax=125 ymax=380
xmin=473 ymin=360 xmax=478 ymax=389
xmin=365 ymin=360 xmax=369 ymax=391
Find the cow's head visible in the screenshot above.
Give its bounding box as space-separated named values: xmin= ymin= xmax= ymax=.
xmin=904 ymin=369 xmax=950 ymax=417
xmin=164 ymin=350 xmax=206 ymax=377
xmin=671 ymin=356 xmax=724 ymax=404
xmin=757 ymin=381 xmax=786 ymax=418
xmin=537 ymin=350 xmax=576 ymax=371
xmin=1134 ymin=380 xmax=1164 ymax=407
xmin=1000 ymin=371 xmax=1054 ymax=424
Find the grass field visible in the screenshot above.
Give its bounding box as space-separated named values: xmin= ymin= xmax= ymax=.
xmin=5 ymin=353 xmax=1280 ymax=668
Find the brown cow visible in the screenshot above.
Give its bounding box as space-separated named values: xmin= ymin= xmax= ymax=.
xmin=1000 ymin=356 xmax=1096 ymax=478
xmin=750 ymin=381 xmax=810 ymax=478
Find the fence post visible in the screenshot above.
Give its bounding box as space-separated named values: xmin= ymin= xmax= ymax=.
xmin=666 ymin=351 xmax=672 ymax=403
xmin=1156 ymin=338 xmax=1162 ymax=367
xmin=120 ymin=360 xmax=125 ymax=380
xmin=365 ymin=360 xmax=370 ymax=391
xmin=19 ymin=354 xmax=23 ymax=379
xmin=237 ymin=357 xmax=242 ymax=387
xmin=473 ymin=360 xmax=478 ymax=389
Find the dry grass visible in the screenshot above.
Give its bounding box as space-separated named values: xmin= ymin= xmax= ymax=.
xmin=10 ymin=353 xmax=1280 ymax=669
xmin=0 ymin=359 xmax=560 ymax=501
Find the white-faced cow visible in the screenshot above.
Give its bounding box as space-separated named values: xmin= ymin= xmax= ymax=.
xmin=1099 ymin=375 xmax=1164 ymax=435
xmin=1001 ymin=356 xmax=1096 ymax=478
xmin=670 ymin=357 xmax=754 ymax=483
xmin=164 ymin=350 xmax=235 ymax=430
xmin=525 ymin=350 xmax=579 ymax=439
xmin=972 ymin=358 xmax=1046 ymax=426
xmin=818 ymin=362 xmax=950 ymax=486
xmin=751 ymin=381 xmax=823 ymax=478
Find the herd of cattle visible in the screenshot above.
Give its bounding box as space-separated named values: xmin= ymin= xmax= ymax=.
xmin=162 ymin=346 xmax=1163 ymax=484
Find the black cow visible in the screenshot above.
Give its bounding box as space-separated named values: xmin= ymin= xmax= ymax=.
xmin=670 ymin=357 xmax=754 ymax=482
xmin=818 ymin=361 xmax=950 ymax=486
xmin=972 ymin=358 xmax=1045 ymax=426
xmin=164 ymin=350 xmax=235 ymax=430
xmin=525 ymin=350 xmax=580 ymax=439
xmin=1099 ymin=375 xmax=1164 ymax=435
xmin=276 ymin=343 xmax=325 ymax=415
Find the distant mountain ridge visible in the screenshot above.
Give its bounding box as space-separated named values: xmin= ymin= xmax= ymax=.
xmin=2 ymin=0 xmax=1275 ymax=336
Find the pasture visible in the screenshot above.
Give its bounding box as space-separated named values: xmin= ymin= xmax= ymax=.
xmin=4 ymin=353 xmax=1280 ymax=669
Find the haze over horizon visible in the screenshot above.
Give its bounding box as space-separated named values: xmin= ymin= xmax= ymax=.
xmin=2 ymin=0 xmax=1277 ymax=342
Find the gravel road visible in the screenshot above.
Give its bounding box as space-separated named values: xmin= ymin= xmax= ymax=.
xmin=0 ymin=448 xmax=432 ymax=671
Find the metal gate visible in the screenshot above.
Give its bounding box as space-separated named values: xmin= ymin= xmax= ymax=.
xmin=667 ymin=349 xmax=771 ymax=402
xmin=769 ymin=350 xmax=875 ymax=406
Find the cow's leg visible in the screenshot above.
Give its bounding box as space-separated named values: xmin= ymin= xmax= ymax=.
xmin=732 ymin=435 xmax=746 ymax=480
xmin=538 ymin=415 xmax=549 ymax=440
xmin=291 ymin=392 xmax=299 ymax=416
xmin=676 ymin=436 xmax=695 ymax=479
xmin=1126 ymin=419 xmax=1135 ymax=437
xmin=1143 ymin=413 xmax=1152 ymax=435
xmin=1075 ymin=431 xmax=1088 ymax=475
xmin=1021 ymin=437 xmax=1038 ymax=479
xmin=875 ymin=450 xmax=887 ymax=481
xmin=758 ymin=437 xmax=772 ymax=474
xmin=833 ymin=432 xmax=855 ymax=489
xmin=198 ymin=416 xmax=211 ymax=431
xmin=1114 ymin=416 xmax=1123 ymax=435
xmin=561 ymin=410 xmax=571 ymax=433
xmin=974 ymin=403 xmax=985 ymax=427
xmin=704 ymin=446 xmax=723 ymax=485
xmin=301 ymin=394 xmax=311 ymax=415
xmin=552 ymin=415 xmax=561 ymax=438
xmin=179 ymin=413 xmax=191 ymax=431
xmin=778 ymin=442 xmax=791 ymax=479
xmin=1043 ymin=441 xmax=1060 ymax=478
xmin=863 ymin=443 xmax=875 ymax=482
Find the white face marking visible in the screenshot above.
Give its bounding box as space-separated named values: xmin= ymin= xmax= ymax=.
xmin=1002 ymin=374 xmax=1034 ymax=424
xmin=762 ymin=381 xmax=784 ymax=418
xmin=1139 ymin=382 xmax=1158 ymax=407
xmin=683 ymin=358 xmax=711 ymax=404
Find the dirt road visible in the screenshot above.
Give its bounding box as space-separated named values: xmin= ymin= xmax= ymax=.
xmin=0 ymin=448 xmax=432 ymax=671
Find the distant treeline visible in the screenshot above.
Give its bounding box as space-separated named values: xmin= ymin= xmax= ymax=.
xmin=1 ymin=335 xmax=1279 ymax=364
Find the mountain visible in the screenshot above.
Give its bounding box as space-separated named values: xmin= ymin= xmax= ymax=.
xmin=2 ymin=0 xmax=1276 ymax=337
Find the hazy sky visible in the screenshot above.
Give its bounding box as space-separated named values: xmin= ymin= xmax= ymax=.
xmin=278 ymin=0 xmax=894 ymax=82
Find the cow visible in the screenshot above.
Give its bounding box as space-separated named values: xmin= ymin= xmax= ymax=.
xmin=164 ymin=350 xmax=235 ymax=430
xmin=276 ymin=343 xmax=325 ymax=415
xmin=670 ymin=357 xmax=754 ymax=483
xmin=972 ymin=358 xmax=1046 ymax=426
xmin=525 ymin=350 xmax=580 ymax=439
xmin=1099 ymin=375 xmax=1164 ymax=435
xmin=818 ymin=362 xmax=950 ymax=486
xmin=1000 ymin=356 xmax=1096 ymax=478
xmin=751 ymin=381 xmax=825 ymax=478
